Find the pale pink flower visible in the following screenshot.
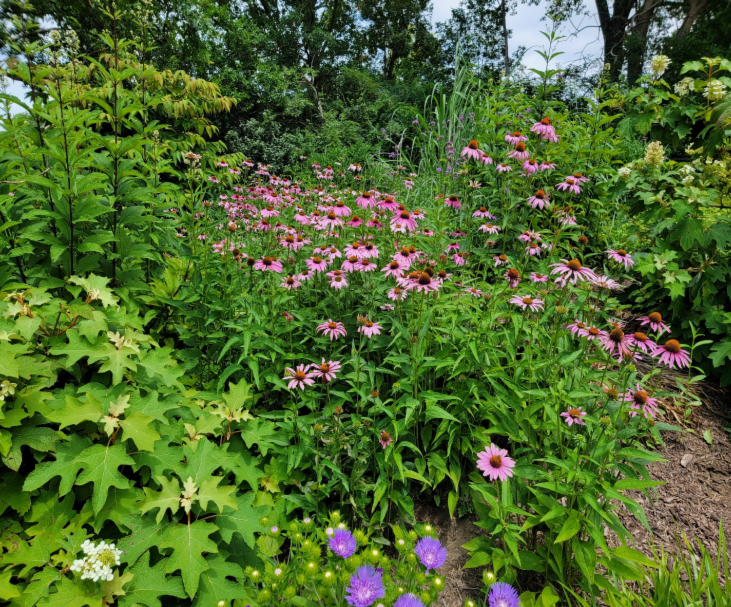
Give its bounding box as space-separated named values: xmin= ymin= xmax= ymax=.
xmin=332 ymin=202 xmax=352 ymax=217
xmin=391 ymin=211 xmax=418 ymax=232
xmin=496 ymin=164 xmax=512 ymax=173
xmin=444 ymin=195 xmax=461 ymax=209
xmin=355 ymin=258 xmax=377 ymax=272
xmin=522 ymin=159 xmax=539 ymax=174
xmin=567 ymin=320 xmax=588 ymax=335
xmin=480 ymin=154 xmax=493 ymax=165
xmin=317 ymin=319 xmax=347 ymax=340
xmin=578 ymin=326 xmax=605 ymax=341
xmin=607 ymin=249 xmax=634 ymax=269
xmin=461 ymin=140 xmax=483 ymax=161
xmin=328 ymin=270 xmax=349 ymax=289
xmin=622 ymin=384 xmax=660 ymax=418
xmin=560 ymin=407 xmax=586 ymax=426
xmin=472 ymin=207 xmax=495 ymax=219
xmin=550 ymin=259 xmax=596 ymax=284
xmin=382 ymin=260 xmax=406 ymax=279
xmin=379 ymin=196 xmax=399 ymax=211
xmin=530 ymin=272 xmax=548 ymax=283
xmin=556 ymin=178 xmax=581 ymax=194
xmin=504 ymin=269 xmax=521 ymax=288
xmin=479 ymin=223 xmax=500 ymax=235
xmin=494 ymin=254 xmax=509 ymax=267
xmin=527 ymin=190 xmax=550 ymax=210
xmin=388 ymin=287 xmax=408 ymax=301
xmin=525 ymin=242 xmax=542 ymax=257
xmin=253 ymin=257 xmax=283 ymax=273
xmin=297 ymin=268 xmax=314 ymax=282
xmin=280 ymin=275 xmax=302 ymax=290
xmin=592 ymin=275 xmax=621 ymax=290
xmin=341 ymin=256 xmax=360 ymax=272
xmin=626 ymin=331 xmax=656 ymax=353
xmin=356 ymin=192 xmax=377 ymax=209
xmin=453 ymin=252 xmax=467 ymax=266
xmin=531 ymin=118 xmax=558 ymax=142
xmin=312 ymin=359 xmax=342 ymax=383
xmin=505 ymin=131 xmax=527 ymax=145
xmin=510 ymin=295 xmax=544 ymax=312
xmin=359 ymin=321 xmax=382 ymax=338
xmin=464 ymin=287 xmax=483 ymax=298
xmin=653 ymin=339 xmax=691 ymax=369
xmin=598 ymin=328 xmax=633 ymax=359
xmin=476 ymin=444 xmax=515 ymax=481
xmin=508 ymin=142 xmax=530 ymax=161
xmin=306 ymin=256 xmax=329 ymax=272
xmin=284 ymin=365 xmax=316 ymax=390
xmin=638 ymin=312 xmax=671 ymax=336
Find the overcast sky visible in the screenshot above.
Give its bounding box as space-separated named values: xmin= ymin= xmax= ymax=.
xmin=431 ymin=0 xmax=604 ymax=71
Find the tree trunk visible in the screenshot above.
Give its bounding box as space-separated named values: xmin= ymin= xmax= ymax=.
xmin=626 ymin=0 xmax=661 ymax=83
xmin=501 ymin=0 xmax=510 ymax=74
xmin=678 ymin=0 xmax=709 ymax=36
xmin=595 ymin=0 xmax=638 ymax=81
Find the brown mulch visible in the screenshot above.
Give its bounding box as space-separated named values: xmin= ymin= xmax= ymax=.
xmin=416 ymin=393 xmax=731 ymax=607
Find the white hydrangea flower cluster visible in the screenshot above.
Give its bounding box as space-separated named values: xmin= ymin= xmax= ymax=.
xmin=69 ymin=540 xmax=122 ymax=582
xmin=650 ymin=55 xmax=671 ymax=79
xmin=704 ymin=79 xmax=727 ymax=102
xmin=617 ymin=166 xmax=632 ymax=180
xmin=674 ymin=77 xmax=695 ymax=96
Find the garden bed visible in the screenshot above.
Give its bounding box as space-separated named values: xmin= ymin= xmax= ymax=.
xmin=416 ymin=391 xmax=731 ymax=606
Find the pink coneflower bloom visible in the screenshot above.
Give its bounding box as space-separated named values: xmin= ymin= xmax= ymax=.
xmin=578 ymin=326 xmax=605 ymax=341
xmin=627 ymin=331 xmax=655 ymax=353
xmin=567 ymin=320 xmax=588 ymax=335
xmin=479 ymin=223 xmax=500 ymax=235
xmin=638 ymin=312 xmax=670 ymax=336
xmin=560 ymin=407 xmax=586 ymax=426
xmin=504 ymin=268 xmax=521 ymax=288
xmin=355 ymin=258 xmax=377 ymax=272
xmin=327 ymin=270 xmax=349 ymax=289
xmin=476 ymin=444 xmax=515 ymax=481
xmin=510 ymin=295 xmax=544 ymax=312
xmin=380 ymin=304 xmax=394 ymax=311
xmin=623 ymin=384 xmax=660 ymax=418
xmin=531 ymin=117 xmax=558 ymax=142
xmin=522 ymin=159 xmax=539 ymax=174
xmin=253 ymin=257 xmax=283 ymax=273
xmin=317 ymin=319 xmax=347 ymax=340
xmin=312 ymin=359 xmax=342 ymax=383
xmin=361 ymin=242 xmax=379 ymax=258
xmin=453 ymin=252 xmax=467 ymax=266
xmin=462 ymin=140 xmax=483 ymax=161
xmin=297 ymin=268 xmax=314 ymax=282
xmin=379 ymin=431 xmax=393 ymax=449
xmin=359 ymin=320 xmax=382 ymax=338
xmin=347 ymin=215 xmax=363 ymax=228
xmin=321 ymin=211 xmax=343 ymax=228
xmin=332 ymin=201 xmax=352 ymax=217
xmin=391 ymin=210 xmax=418 ymax=232
xmin=528 ymin=190 xmax=550 ymax=210
xmin=550 ymin=259 xmax=596 ymax=284
xmin=526 ymin=242 xmax=542 ymax=257
xmin=260 ymin=206 xmax=280 ymax=218
xmin=593 ymin=275 xmax=622 ymax=290
xmin=473 ymin=207 xmax=495 ymax=219
xmin=496 ymin=163 xmax=512 ymax=173
xmin=446 ymin=242 xmax=460 ymax=252
xmin=539 ymin=161 xmax=557 ymax=171
xmin=284 ymin=365 xmax=316 ymax=390
xmin=382 ymin=260 xmax=406 ymax=279
xmin=379 ymin=196 xmax=399 ymax=211
xmin=570 ymin=172 xmax=589 ymax=183
xmin=306 ymin=256 xmax=329 ymax=272
xmin=356 ymin=191 xmax=377 ymax=209
xmin=445 ymin=195 xmax=461 ymax=209
xmin=294 ymin=211 xmax=310 ymax=225
xmin=280 ymin=234 xmax=307 ymax=251
xmin=464 ymin=287 xmax=483 ymax=298
xmin=508 ymin=142 xmax=530 ymax=161
xmin=494 ymin=254 xmax=509 ymax=267
xmin=393 ymin=247 xmax=415 ymax=268
xmin=480 ymin=154 xmax=493 ymax=165
xmin=404 ymin=179 xmax=414 ymax=190
xmin=505 ymin=131 xmax=527 ymax=145
xmin=280 ymin=275 xmax=302 ymax=290
xmin=450 ymin=231 xmax=466 ymax=237
xmin=344 ymin=242 xmax=365 ymax=258
xmin=556 ymin=178 xmax=581 ymax=194
xmin=598 ymin=328 xmax=633 ymax=359
xmin=410 ymin=272 xmax=440 ymax=293
xmin=341 ymin=255 xmax=360 ymax=272
xmin=606 ymin=249 xmax=634 ymax=269
xmin=653 ymin=339 xmax=691 ymax=369
xmin=518 ymin=230 xmax=541 ymax=243
xmin=388 ymin=287 xmax=407 ymax=301
xmin=348 ymin=163 xmax=361 ymax=172
xmin=530 ymin=272 xmax=548 ymax=283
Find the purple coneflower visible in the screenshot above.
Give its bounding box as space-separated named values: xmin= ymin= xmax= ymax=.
xmin=526 ymin=242 xmax=542 ymax=257
xmin=550 ymin=259 xmax=596 ymax=284
xmin=560 ymin=407 xmax=587 ymax=426
xmin=505 ymin=131 xmax=527 ymax=145
xmin=508 ymin=142 xmax=530 ymax=161
xmin=627 ymin=331 xmax=655 ymax=353
xmin=284 ymin=365 xmax=316 ymax=390
xmin=522 ymin=159 xmax=539 ymax=174
xmin=527 ymin=189 xmax=550 ymax=210
xmin=253 ymin=257 xmax=283 ymax=273
xmin=414 ymin=537 xmax=447 ymax=571
xmin=359 ymin=320 xmax=382 ymax=338
xmin=653 ymin=339 xmax=690 ymax=369
xmin=606 ymin=248 xmax=634 ymax=269
xmin=480 ymin=223 xmax=500 ymax=234
xmin=462 ymin=140 xmax=483 ymax=161
xmin=356 ymin=191 xmax=377 ymax=209
xmin=598 ymin=327 xmax=633 ymax=359
xmin=530 ymin=272 xmax=548 ymax=283
xmin=280 ymin=276 xmax=302 ymax=290
xmin=494 ymin=254 xmax=509 ymax=267
xmin=379 ymin=431 xmax=392 ymax=449
xmin=317 ymin=319 xmax=347 ymax=341
xmin=556 ymin=178 xmax=581 ymax=194
xmin=453 ymin=252 xmax=467 ymax=266
xmin=510 ymin=295 xmax=544 ymax=312
xmin=388 ymin=287 xmax=407 ymax=301
xmin=622 ymin=384 xmax=660 ymax=418
xmin=444 ymin=195 xmax=461 ymax=209
xmin=504 ymin=268 xmax=521 ymax=288
xmin=313 ymin=359 xmax=341 ymax=383
xmin=306 ymin=256 xmax=329 ymax=272
xmin=496 ymin=163 xmax=512 ymax=173
xmin=638 ymin=312 xmax=670 ymax=336
xmin=473 ymin=206 xmax=495 ymax=219
xmin=465 ymin=287 xmax=483 ymax=298
xmin=477 ymin=443 xmax=516 ymax=481
xmin=592 ymin=275 xmax=621 ymax=290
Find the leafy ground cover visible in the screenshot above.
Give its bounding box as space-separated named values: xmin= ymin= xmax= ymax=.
xmin=0 ymin=20 xmax=730 ymax=607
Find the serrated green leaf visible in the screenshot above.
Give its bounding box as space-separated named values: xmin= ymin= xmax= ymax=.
xmin=140 ymin=476 xmax=181 ymax=524
xmin=160 ymin=521 xmax=219 ymax=598
xmin=216 ymin=492 xmax=269 ymax=548
xmin=118 ymin=552 xmax=186 ymax=607
xmin=119 ymin=412 xmax=160 ymax=452
xmin=74 ymin=444 xmax=134 ymax=514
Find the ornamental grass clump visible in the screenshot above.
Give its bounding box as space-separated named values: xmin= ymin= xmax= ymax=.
xmin=246 ymin=514 xmax=447 ymax=606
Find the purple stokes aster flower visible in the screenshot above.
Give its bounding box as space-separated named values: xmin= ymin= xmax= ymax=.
xmin=488 ymin=582 xmax=521 ymax=607
xmin=329 ymin=529 xmax=357 ymax=558
xmin=393 ymin=594 xmax=425 ymax=607
xmin=345 ymin=566 xmax=385 ymax=607
xmin=414 ymin=537 xmax=447 ymax=571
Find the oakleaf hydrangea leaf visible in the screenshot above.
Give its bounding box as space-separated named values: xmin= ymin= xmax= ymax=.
xmin=74 ymin=444 xmax=134 ymax=514
xmin=160 ymin=521 xmax=219 ymax=598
